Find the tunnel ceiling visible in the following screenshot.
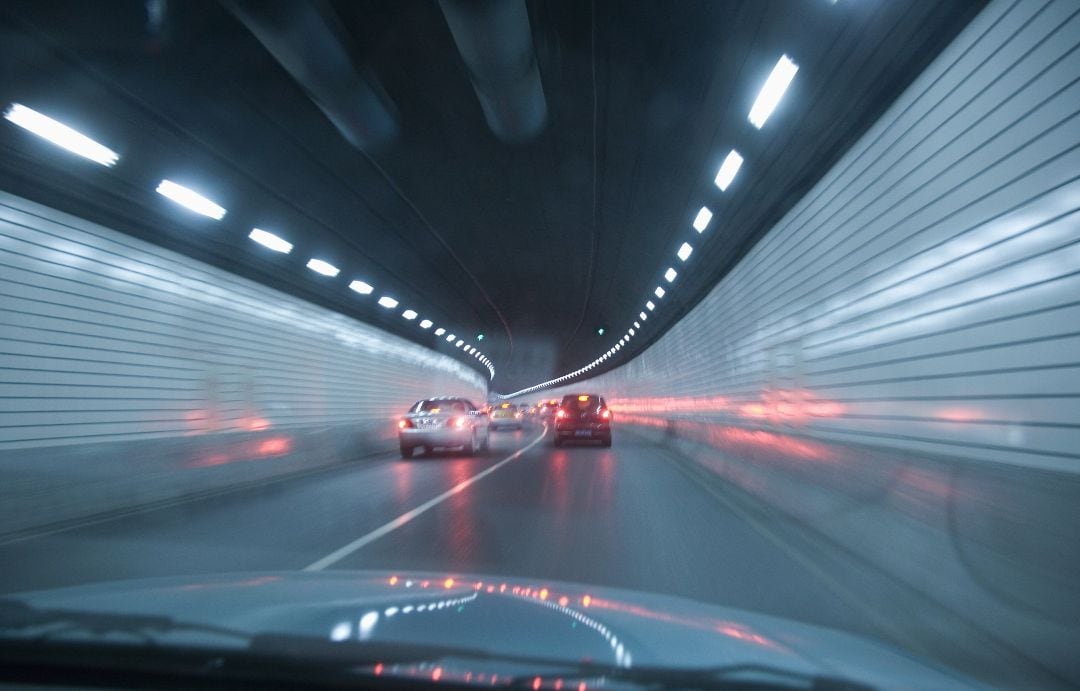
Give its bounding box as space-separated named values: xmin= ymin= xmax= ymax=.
xmin=0 ymin=0 xmax=985 ymax=394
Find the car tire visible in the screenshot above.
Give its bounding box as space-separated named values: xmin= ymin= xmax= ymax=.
xmin=601 ymin=436 xmax=612 ymax=448
xmin=463 ymin=430 xmax=476 ymax=456
xmin=481 ymin=430 xmax=491 ymax=452
xmin=400 ymin=444 xmax=415 ymax=459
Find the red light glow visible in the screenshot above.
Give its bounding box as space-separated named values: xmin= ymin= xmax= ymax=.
xmin=532 ymin=676 xmax=542 ymax=690
xmin=582 ymin=595 xmax=591 ymax=607
xmin=579 ymin=683 xmax=586 ymax=691
xmin=558 ymin=596 xmax=569 ymax=607
xmin=556 ymin=409 xmax=567 ymax=419
xmin=444 ymin=577 xmax=455 ymax=589
xmin=539 ymin=588 xmax=549 ymax=600
xmin=374 ymin=663 xmax=384 ymax=676
xmin=389 ymin=576 xmax=399 ymax=585
xmin=433 ymin=667 xmax=443 ymax=681
xmin=256 ymin=437 xmax=291 ymax=456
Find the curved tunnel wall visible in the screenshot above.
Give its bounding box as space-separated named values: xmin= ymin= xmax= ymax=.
xmin=539 ymin=0 xmax=1080 ymax=474
xmin=527 ymin=1 xmax=1080 ymax=679
xmin=0 ymin=191 xmax=486 ymax=534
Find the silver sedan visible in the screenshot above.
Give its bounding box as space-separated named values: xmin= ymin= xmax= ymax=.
xmin=398 ymin=397 xmax=490 ymax=458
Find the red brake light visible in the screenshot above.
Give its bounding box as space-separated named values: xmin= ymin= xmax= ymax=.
xmin=555 ymin=409 xmax=567 ymax=419
xmin=451 ymin=416 xmax=468 ymax=429
xmin=601 ymin=409 xmax=611 ymax=420
xmin=399 ymin=419 xmax=414 ymax=429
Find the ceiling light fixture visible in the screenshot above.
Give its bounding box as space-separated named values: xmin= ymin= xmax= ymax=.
xmin=156 ymin=179 xmax=226 ymax=219
xmin=677 ymin=243 xmax=693 ymax=261
xmin=349 ymin=280 xmax=374 ymax=295
xmin=419 ymin=319 xmax=433 ymax=329
xmin=306 ymin=258 xmax=339 ymax=277
xmin=749 ymin=55 xmax=799 ymax=129
xmin=714 ymin=150 xmax=743 ymax=191
xmin=664 ymin=267 xmax=677 ymax=283
xmin=4 ymin=103 xmax=119 ymax=166
xmin=402 ymin=309 xmax=418 ymax=320
xmin=654 ymin=286 xmax=666 ymax=298
xmin=248 ymin=228 xmax=292 ymax=254
xmin=377 ymin=296 xmax=399 ymax=308
xmin=692 ymin=207 xmax=712 ymax=233
xmin=435 ymin=328 xmax=446 ymax=336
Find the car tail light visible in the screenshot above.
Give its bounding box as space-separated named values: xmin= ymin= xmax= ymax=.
xmin=451 ymin=416 xmax=468 ymax=429
xmin=399 ymin=419 xmax=414 ymax=429
xmin=555 ymin=409 xmax=567 ymax=419
xmin=600 ymin=409 xmax=611 ymax=420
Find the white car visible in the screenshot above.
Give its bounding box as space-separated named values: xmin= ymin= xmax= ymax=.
xmin=398 ymin=397 xmax=490 ymax=458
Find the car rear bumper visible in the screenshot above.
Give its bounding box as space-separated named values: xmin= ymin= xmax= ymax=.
xmin=399 ymin=428 xmax=472 ymax=447
xmin=554 ymin=423 xmax=611 ymax=440
xmin=490 ymin=416 xmax=522 ymax=427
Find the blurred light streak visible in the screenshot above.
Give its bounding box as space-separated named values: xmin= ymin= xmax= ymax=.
xmin=156 ymin=179 xmax=226 ymax=219
xmin=4 ymin=103 xmax=119 ymax=166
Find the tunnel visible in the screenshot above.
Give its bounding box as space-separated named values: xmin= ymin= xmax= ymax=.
xmin=0 ymin=0 xmax=1078 ymax=689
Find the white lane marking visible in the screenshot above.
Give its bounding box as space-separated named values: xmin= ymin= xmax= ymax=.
xmin=303 ymin=425 xmax=548 ymax=571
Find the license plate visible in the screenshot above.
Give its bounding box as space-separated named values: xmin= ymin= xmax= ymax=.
xmin=574 ymin=430 xmax=592 ymax=437
xmin=419 ymin=419 xmax=438 ymax=428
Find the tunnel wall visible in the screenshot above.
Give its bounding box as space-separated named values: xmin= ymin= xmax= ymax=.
xmin=525 ymin=0 xmax=1080 ymax=681
xmin=0 ymin=190 xmax=486 ymax=536
xmin=538 ymin=0 xmax=1080 ymax=474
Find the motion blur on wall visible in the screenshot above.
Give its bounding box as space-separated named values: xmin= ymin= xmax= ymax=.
xmin=0 ymin=191 xmax=485 ymax=535
xmin=526 ymin=0 xmax=1080 ymax=676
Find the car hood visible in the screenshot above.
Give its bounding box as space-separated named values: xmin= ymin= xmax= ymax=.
xmin=3 ymin=570 xmax=979 ymax=689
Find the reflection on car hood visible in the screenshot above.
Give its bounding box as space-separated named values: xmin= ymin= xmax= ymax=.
xmin=7 ymin=570 xmax=978 ymax=689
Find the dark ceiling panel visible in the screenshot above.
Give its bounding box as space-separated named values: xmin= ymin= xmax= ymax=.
xmin=0 ymin=0 xmax=985 ymax=393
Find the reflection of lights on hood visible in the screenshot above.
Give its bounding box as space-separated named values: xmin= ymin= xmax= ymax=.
xmin=359 ymin=610 xmax=379 ymax=640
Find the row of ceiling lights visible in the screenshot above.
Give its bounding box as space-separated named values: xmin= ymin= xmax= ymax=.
xmin=3 ymin=102 xmax=495 ymax=380
xmin=502 ymin=54 xmax=800 ymax=399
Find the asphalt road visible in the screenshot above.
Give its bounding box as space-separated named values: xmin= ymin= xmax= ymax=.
xmin=0 ymin=424 xmax=1065 ymax=688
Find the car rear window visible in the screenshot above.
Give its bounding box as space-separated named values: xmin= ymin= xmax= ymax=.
xmin=412 ymin=399 xmax=466 ymax=413
xmin=562 ymin=394 xmax=602 ymax=410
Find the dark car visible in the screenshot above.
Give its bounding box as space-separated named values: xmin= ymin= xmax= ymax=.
xmin=553 ymin=394 xmax=612 ymax=447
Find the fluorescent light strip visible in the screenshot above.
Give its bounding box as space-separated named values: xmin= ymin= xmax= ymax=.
xmin=402 ymin=309 xmax=418 ymax=320
xmin=749 ymin=55 xmax=799 ymax=129
xmin=349 ymin=280 xmax=374 ymax=295
xmin=654 ymin=286 xmax=666 ymax=298
xmin=677 ymin=243 xmax=693 ymax=261
xmin=664 ymin=268 xmax=677 ymax=283
xmin=693 ymin=207 xmax=712 ymax=233
xmin=306 ymin=258 xmax=339 ymax=277
xmin=156 ymin=180 xmax=226 ymax=220
xmin=435 ymin=328 xmax=446 ymax=336
xmin=646 ymin=301 xmax=655 ymax=311
xmin=714 ymin=150 xmax=743 ymax=191
xmin=419 ymin=319 xmax=433 ymax=329
xmin=4 ymin=103 xmax=119 ymax=166
xmin=446 ymin=334 xmax=456 ymax=342
xmin=633 ymin=321 xmax=640 ymax=329
xmin=377 ymin=296 xmax=399 ymax=308
xmin=640 ymin=312 xmax=647 ymax=321
xmin=248 ymin=228 xmax=292 ymax=254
